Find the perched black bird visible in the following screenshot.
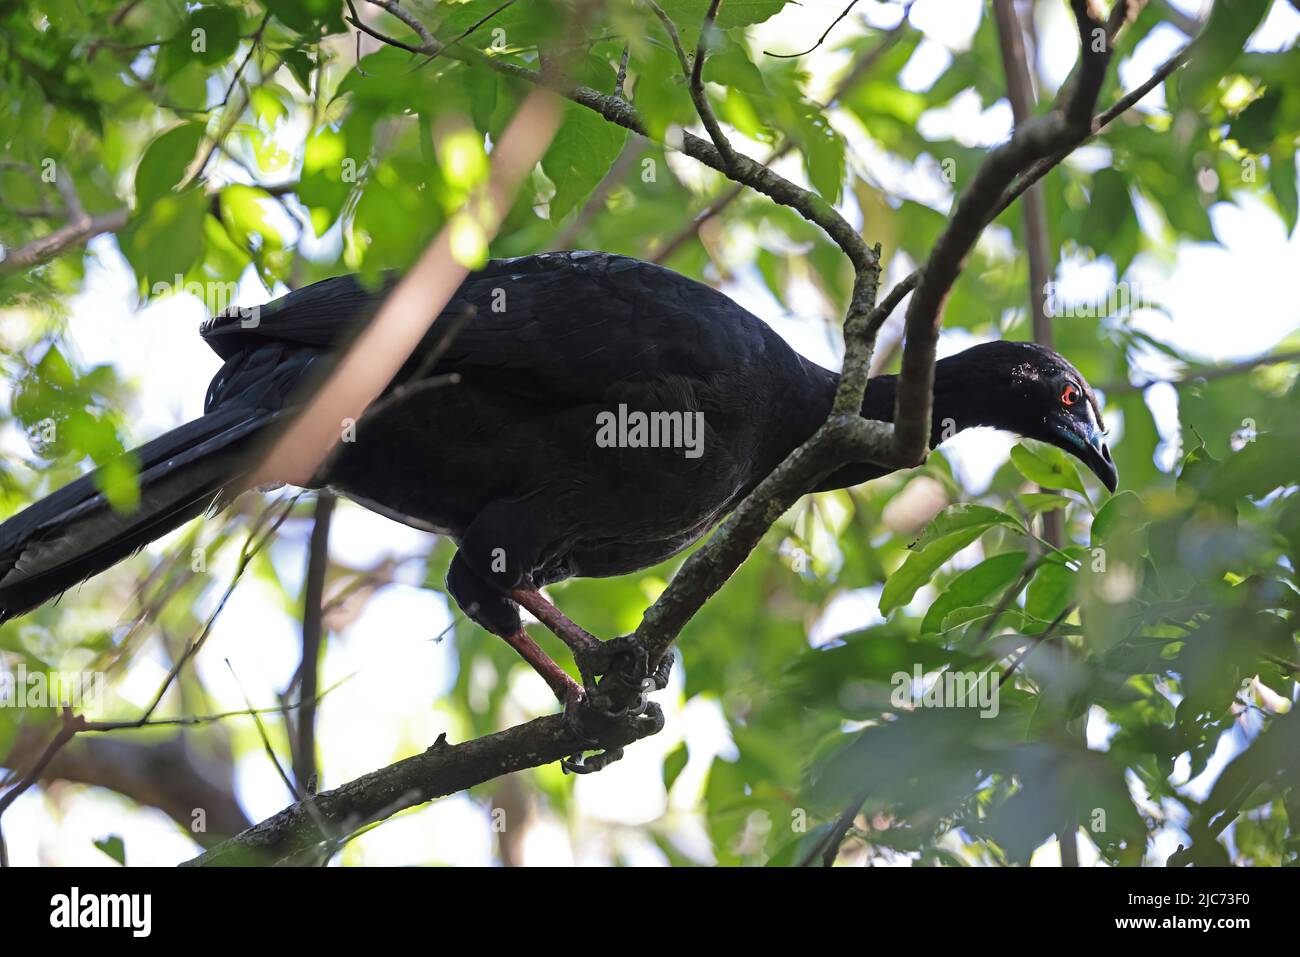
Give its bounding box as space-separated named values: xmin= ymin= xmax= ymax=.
xmin=0 ymin=251 xmax=1116 ymax=705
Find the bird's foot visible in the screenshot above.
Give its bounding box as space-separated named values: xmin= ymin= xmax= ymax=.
xmin=559 ymin=687 xmax=627 ymax=775
xmin=574 ymin=636 xmax=674 ymax=720
xmin=560 ymin=700 xmax=666 ymax=776
xmin=575 ymin=634 xmax=674 ymax=688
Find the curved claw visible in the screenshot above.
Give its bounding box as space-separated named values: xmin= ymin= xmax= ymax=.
xmin=584 ymin=683 xmax=654 ymax=721
xmin=651 ymin=650 xmax=674 ymax=691
xmin=562 ymin=747 xmax=625 ymax=775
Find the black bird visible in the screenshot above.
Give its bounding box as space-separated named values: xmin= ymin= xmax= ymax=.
xmin=0 ymin=251 xmax=1116 ymax=707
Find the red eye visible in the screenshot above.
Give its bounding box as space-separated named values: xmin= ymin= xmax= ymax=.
xmin=1061 ymin=384 xmax=1080 ymax=406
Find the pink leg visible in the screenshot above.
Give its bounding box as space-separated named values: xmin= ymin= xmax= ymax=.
xmin=510 ymin=586 xmax=602 ymax=658
xmin=498 ymin=627 xmax=583 ymax=707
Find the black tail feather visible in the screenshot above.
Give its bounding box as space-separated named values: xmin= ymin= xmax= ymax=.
xmin=0 ymin=409 xmax=275 ymax=623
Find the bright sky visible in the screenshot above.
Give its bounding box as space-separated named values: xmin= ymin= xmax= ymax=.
xmin=5 ymin=0 xmax=1299 ymax=866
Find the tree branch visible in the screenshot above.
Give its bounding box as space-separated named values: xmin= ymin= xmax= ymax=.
xmin=688 ymin=1 xmax=742 ymax=175
xmin=651 ymin=11 xmax=913 ymax=264
xmin=292 ymin=491 xmax=335 ymax=792
xmin=890 ymin=1 xmax=1119 ymax=467
xmin=990 ymin=32 xmax=1197 ymax=224
xmin=0 ymin=207 xmax=129 ymax=277
xmin=182 ymin=706 xmax=663 ymax=865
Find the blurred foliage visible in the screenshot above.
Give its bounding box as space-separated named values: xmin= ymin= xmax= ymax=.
xmin=1 ymin=0 xmax=1298 ymax=866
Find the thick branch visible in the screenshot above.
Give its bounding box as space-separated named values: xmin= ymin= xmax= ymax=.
xmin=182 ymin=707 xmax=663 ymax=865
xmin=890 ymin=2 xmax=1117 ymax=466
xmin=635 ymin=413 xmax=888 ymax=662
xmin=0 ymin=208 xmax=129 ymax=277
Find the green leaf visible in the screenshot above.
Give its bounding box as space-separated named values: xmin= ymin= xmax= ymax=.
xmin=1090 ymin=490 xmax=1143 ymax=546
xmin=655 ymin=0 xmax=789 ymax=45
xmin=436 ymin=0 xmax=557 ymax=44
xmin=1010 ymin=442 xmax=1087 ymax=496
xmin=1024 ymin=559 xmax=1075 ymax=623
xmin=910 ymin=503 xmax=1022 ymax=552
xmin=94 ymin=834 xmax=126 ymax=865
xmin=134 ymin=123 xmax=205 ymax=210
xmin=631 ymin=45 xmax=694 ymax=141
xmin=1177 ymin=0 xmax=1272 ymax=107
xmin=921 ymin=551 xmax=1028 ymax=635
xmin=542 ymin=103 xmax=627 ymax=221
xmin=663 ymin=742 xmax=689 ymax=793
xmin=1018 ymin=492 xmax=1073 ymax=516
xmin=96 ymin=454 xmax=141 ymax=512
xmin=122 ymin=187 xmax=210 ymax=288
xmin=1270 ymin=149 xmax=1298 ymax=237
xmin=797 ymin=110 xmax=845 ymax=203
xmin=219 ymin=184 xmax=283 ymax=250
xmin=159 ymin=6 xmax=241 ymax=79
xmin=1228 ymin=89 xmax=1282 ymax=153
xmin=264 ymin=0 xmax=344 ymax=36
xmin=880 ymin=526 xmax=985 ymax=615
xmin=704 ymin=34 xmax=768 ymax=96
xmin=280 ymin=48 xmax=315 ymax=95
xmin=1079 ymin=168 xmax=1139 ymax=276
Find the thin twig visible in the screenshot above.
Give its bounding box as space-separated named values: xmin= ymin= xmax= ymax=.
xmin=766 ymin=0 xmax=862 ymax=58
xmin=226 ymin=659 xmax=300 ymax=799
xmin=688 ymin=0 xmax=741 ymax=174
xmin=410 ymin=0 xmax=518 ymax=71
xmin=346 ymin=0 xmax=424 ymax=54
xmin=799 ymin=785 xmax=871 ymax=866
xmin=652 ymin=12 xmax=911 ymax=264
xmin=990 ymin=35 xmax=1197 ymax=224
xmin=998 ymin=604 xmax=1075 ymax=689
xmin=80 ymin=674 xmax=356 ymax=731
xmin=138 ymin=496 xmax=300 ymax=725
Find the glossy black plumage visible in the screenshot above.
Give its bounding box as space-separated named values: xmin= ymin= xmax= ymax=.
xmin=0 ymin=251 xmax=1116 ymax=635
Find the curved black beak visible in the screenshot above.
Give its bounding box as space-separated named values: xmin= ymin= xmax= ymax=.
xmin=1079 ymin=426 xmax=1118 ymax=493
xmin=1050 ymin=412 xmax=1118 ymax=493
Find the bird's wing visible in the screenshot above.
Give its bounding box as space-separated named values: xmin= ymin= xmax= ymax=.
xmin=201 ymin=252 xmax=770 ymax=403
xmin=428 ymin=252 xmax=771 ymax=403
xmin=199 ymin=272 xmax=399 ymax=360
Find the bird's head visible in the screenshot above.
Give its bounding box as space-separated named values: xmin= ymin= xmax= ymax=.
xmin=934 ymin=341 xmax=1118 ymax=493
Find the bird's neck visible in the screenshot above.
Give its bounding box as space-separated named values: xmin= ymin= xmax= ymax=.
xmin=809 ymin=359 xmax=992 ymax=491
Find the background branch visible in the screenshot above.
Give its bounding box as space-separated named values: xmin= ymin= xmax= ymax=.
xmin=993 ymin=0 xmax=1064 ymax=547
xmin=291 ymin=491 xmax=335 ymax=793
